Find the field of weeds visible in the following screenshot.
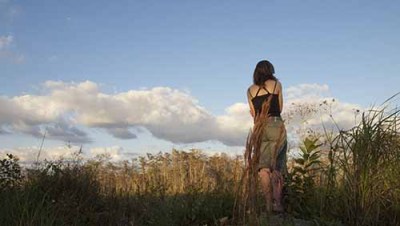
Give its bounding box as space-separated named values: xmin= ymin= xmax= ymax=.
xmin=1 ymin=103 xmax=400 ymax=226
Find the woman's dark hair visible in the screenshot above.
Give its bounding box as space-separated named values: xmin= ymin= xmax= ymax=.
xmin=253 ymin=60 xmax=277 ymax=85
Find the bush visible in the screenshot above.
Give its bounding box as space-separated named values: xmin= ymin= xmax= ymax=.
xmin=0 ymin=154 xmax=23 ymax=190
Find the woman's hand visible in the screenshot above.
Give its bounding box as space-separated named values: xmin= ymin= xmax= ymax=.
xmin=247 ymin=86 xmax=256 ymax=118
xmin=250 ymin=109 xmax=255 ymax=118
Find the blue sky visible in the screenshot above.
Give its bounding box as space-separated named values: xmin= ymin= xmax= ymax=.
xmin=1 ymin=0 xmax=399 ymax=161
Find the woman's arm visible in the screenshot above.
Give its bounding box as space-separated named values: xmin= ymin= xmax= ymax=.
xmin=278 ymin=82 xmax=283 ymax=112
xmin=247 ymin=88 xmax=255 ymax=118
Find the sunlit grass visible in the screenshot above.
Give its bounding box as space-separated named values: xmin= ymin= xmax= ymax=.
xmin=1 ymin=97 xmax=399 ymax=225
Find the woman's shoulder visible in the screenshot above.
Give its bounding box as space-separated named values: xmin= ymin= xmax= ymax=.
xmin=247 ymin=85 xmax=259 ymax=98
xmin=265 ymin=79 xmax=281 ymax=85
xmin=247 ymin=84 xmax=259 ymax=90
xmin=274 ymin=80 xmax=282 ymax=90
xmin=247 ymin=84 xmax=259 ymax=93
xmin=262 ymin=79 xmax=281 ymax=93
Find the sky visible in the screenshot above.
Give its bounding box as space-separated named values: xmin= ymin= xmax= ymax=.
xmin=1 ymin=0 xmax=399 ymax=162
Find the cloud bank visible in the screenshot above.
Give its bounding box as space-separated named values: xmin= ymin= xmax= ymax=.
xmin=0 ymin=81 xmax=361 ymax=146
xmin=0 ymin=145 xmax=137 ymax=164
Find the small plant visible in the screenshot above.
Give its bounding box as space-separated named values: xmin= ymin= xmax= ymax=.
xmin=286 ymin=137 xmax=322 ymax=218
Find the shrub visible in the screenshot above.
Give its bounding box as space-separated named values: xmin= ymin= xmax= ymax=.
xmin=0 ymin=154 xmax=23 ymax=190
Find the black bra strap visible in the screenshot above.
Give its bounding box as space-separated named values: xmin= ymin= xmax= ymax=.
xmin=247 ymin=88 xmax=253 ymax=98
xmin=272 ymin=81 xmax=278 ymax=94
xmin=255 ymin=87 xmax=262 ymax=97
xmin=262 ymin=86 xmax=270 ymax=94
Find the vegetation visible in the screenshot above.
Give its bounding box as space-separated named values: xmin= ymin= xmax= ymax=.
xmin=1 ymin=102 xmax=399 ymax=225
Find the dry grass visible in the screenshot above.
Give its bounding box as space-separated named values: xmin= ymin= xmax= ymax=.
xmin=1 ymin=97 xmax=400 ymax=225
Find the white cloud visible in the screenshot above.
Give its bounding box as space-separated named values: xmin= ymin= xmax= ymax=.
xmin=0 ymin=90 xmax=91 ymax=143
xmin=0 ymin=127 xmax=10 ymax=134
xmin=285 ymin=83 xmax=330 ymax=100
xmin=0 ymin=145 xmax=142 ymax=165
xmin=106 ymin=127 xmax=137 ymax=139
xmin=1 ymin=81 xmax=217 ymax=144
xmin=0 ymin=81 xmax=363 ymax=147
xmin=45 ymin=120 xmax=91 ymax=143
xmin=216 ymin=103 xmax=253 ymax=145
xmin=280 ymin=84 xmax=362 ymax=148
xmin=0 ymin=35 xmax=24 ymax=63
xmin=0 ymin=35 xmax=13 ymax=50
xmin=90 ymin=146 xmax=124 ymax=161
xmin=0 ymin=145 xmax=80 ymax=164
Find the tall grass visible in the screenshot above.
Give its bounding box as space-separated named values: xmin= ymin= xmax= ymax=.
xmin=284 ymin=103 xmax=400 ymax=225
xmin=0 ymin=150 xmax=241 ymax=226
xmin=332 ymin=107 xmax=400 ymax=225
xmin=1 ymin=101 xmax=400 ymax=225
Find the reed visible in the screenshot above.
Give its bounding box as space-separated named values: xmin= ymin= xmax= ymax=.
xmin=332 ymin=106 xmax=400 ymax=225
xmin=0 ymin=149 xmax=241 ymax=225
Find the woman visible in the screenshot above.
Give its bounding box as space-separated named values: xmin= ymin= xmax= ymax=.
xmin=246 ymin=60 xmax=287 ymax=213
